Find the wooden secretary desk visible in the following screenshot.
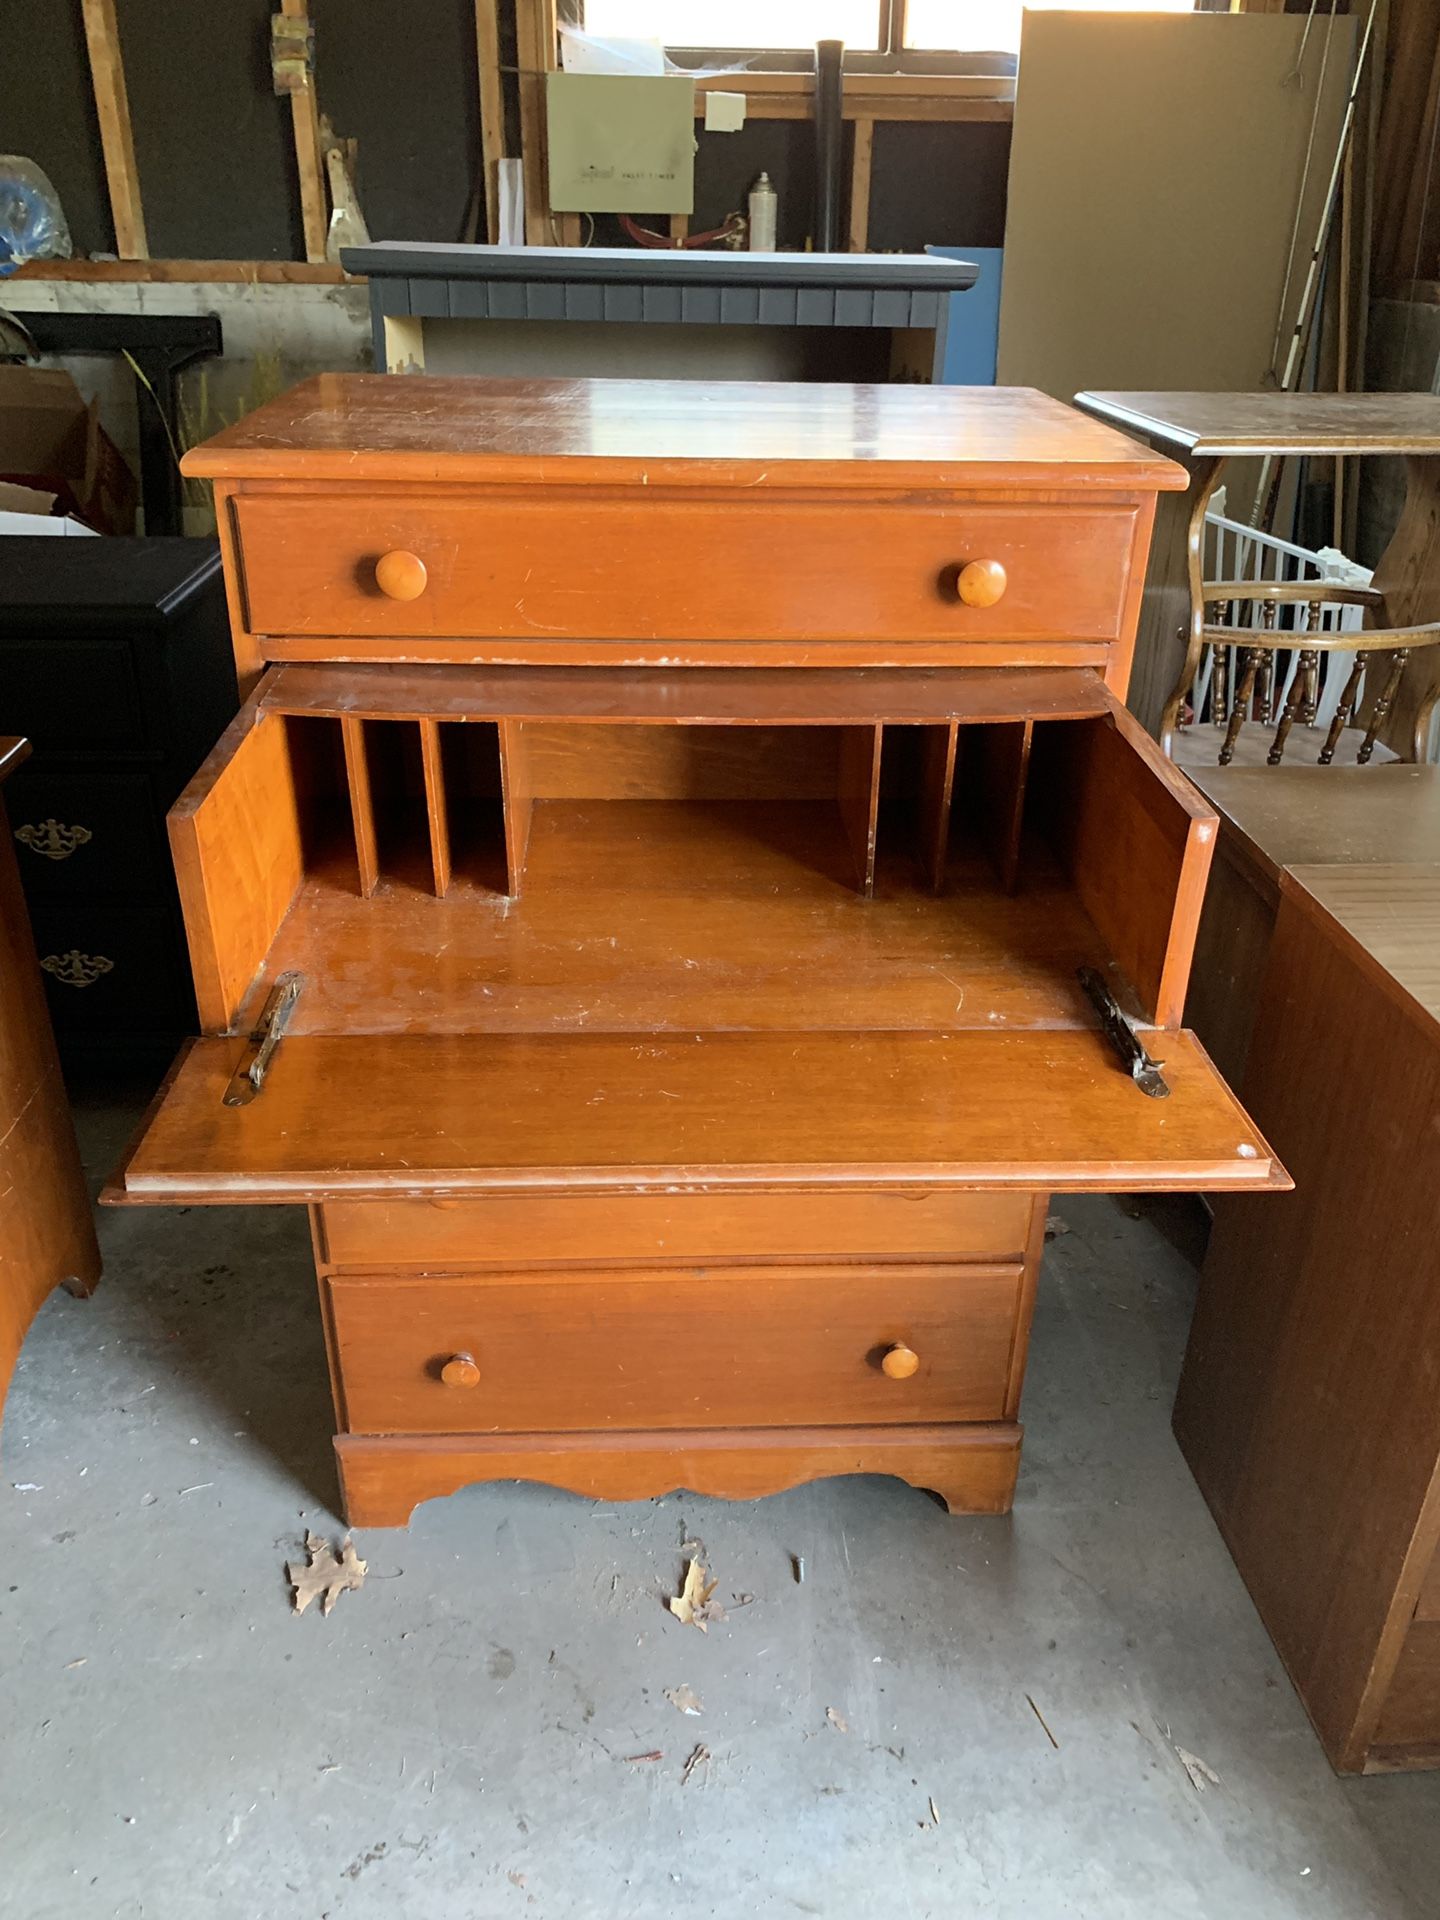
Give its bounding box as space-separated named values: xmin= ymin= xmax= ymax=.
xmin=105 ymin=376 xmax=1288 ymax=1528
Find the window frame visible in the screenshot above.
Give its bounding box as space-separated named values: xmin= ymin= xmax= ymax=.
xmin=566 ymin=0 xmax=1023 ymax=75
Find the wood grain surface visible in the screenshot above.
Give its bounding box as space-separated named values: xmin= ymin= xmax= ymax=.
xmin=1176 ymin=879 xmax=1440 ymax=1771
xmin=108 ymin=1026 xmax=1283 ymax=1204
xmin=258 ymin=661 xmax=1120 ymax=726
xmin=182 ymin=376 xmax=1188 ymax=490
xmin=315 ymin=1189 xmax=1037 ymax=1269
xmin=326 ymin=1261 xmax=1025 ymax=1434
xmin=333 ymin=1422 xmax=1024 ymax=1528
xmin=1077 ymin=390 xmax=1440 ymax=458
xmin=232 ymin=493 xmax=1140 ymax=649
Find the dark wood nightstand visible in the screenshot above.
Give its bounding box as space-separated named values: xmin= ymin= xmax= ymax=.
xmin=0 ymin=539 xmax=236 ymax=1074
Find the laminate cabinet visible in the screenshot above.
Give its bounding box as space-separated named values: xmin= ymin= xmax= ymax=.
xmin=1177 ymin=765 xmax=1440 ymax=1773
xmin=104 ymin=376 xmax=1287 ymax=1528
xmin=0 ymin=738 xmax=101 ymax=1438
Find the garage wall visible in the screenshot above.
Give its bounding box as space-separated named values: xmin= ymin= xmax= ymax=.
xmin=10 ymin=0 xmax=1008 ymax=261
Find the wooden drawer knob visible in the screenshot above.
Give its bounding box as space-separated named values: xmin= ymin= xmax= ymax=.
xmin=375 ymin=549 xmax=428 ymax=601
xmin=881 ymin=1343 xmax=920 ymax=1380
xmin=955 ymin=558 xmax=1007 ymax=608
xmin=440 ymin=1352 xmax=480 ymax=1388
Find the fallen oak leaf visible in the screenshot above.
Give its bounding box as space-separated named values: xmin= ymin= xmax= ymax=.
xmin=1175 ymin=1745 xmax=1221 ymax=1793
xmin=287 ymin=1530 xmax=367 ymax=1616
xmin=668 ymin=1557 xmax=725 ymax=1632
xmin=665 ymin=1684 xmax=703 ymax=1716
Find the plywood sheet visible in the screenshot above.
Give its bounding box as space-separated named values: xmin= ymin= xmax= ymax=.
xmin=998 ymin=12 xmax=1356 ymax=400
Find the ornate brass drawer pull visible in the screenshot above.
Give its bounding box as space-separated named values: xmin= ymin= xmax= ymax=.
xmin=40 ymin=951 xmax=114 ymax=989
xmin=16 ymin=820 xmax=93 ymax=862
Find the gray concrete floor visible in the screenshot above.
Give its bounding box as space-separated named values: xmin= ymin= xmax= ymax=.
xmin=4 ymin=1095 xmax=1440 ymax=1920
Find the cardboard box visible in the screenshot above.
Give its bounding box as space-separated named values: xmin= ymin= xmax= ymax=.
xmin=0 ymin=366 xmax=137 ymax=534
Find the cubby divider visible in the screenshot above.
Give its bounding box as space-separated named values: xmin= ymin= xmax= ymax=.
xmin=418 ymin=719 xmax=452 ymax=898
xmin=837 ymin=724 xmax=884 ymax=898
xmin=498 ymin=719 xmax=534 ymax=899
xmin=917 ymin=723 xmax=959 ymax=893
xmin=340 ymin=717 xmax=380 ymax=897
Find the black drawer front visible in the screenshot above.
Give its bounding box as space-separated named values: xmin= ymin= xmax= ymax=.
xmin=7 ymin=765 xmax=172 ymax=905
xmin=1 ymin=638 xmax=146 ymax=755
xmin=27 ymin=904 xmax=192 ymax=1038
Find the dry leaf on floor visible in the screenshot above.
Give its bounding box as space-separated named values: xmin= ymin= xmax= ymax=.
xmin=668 ymin=1557 xmax=725 ymax=1631
xmin=665 ymin=1684 xmax=703 ymax=1716
xmin=287 ymin=1530 xmax=367 ymax=1616
xmin=826 ymin=1707 xmax=849 ymax=1734
xmin=1175 ymin=1746 xmax=1220 ymax=1793
xmin=682 ymin=1741 xmax=710 ymax=1784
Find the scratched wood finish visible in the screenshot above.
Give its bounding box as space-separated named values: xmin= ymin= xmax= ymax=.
xmin=232 ymin=492 xmax=1142 ymax=650
xmin=259 ymin=662 xmax=1119 ymax=728
xmin=187 ymin=378 xmax=1177 ymax=689
xmin=158 ymin=689 xmax=1220 ymax=1040
xmin=1175 ymin=873 xmax=1440 ymax=1772
xmin=109 ymin=1026 xmax=1283 ymax=1204
xmin=333 ymin=1423 xmax=1024 ymax=1528
xmin=223 ymin=815 xmax=1138 ymax=1038
xmin=0 ymin=740 xmax=101 ymax=1435
xmin=316 ymin=1189 xmax=1038 ymax=1269
xmin=167 ymin=703 xmax=306 ymax=1031
xmin=326 ymin=1261 xmax=1025 ymax=1435
xmin=1033 ymin=708 xmax=1217 ymax=1027
xmin=184 ymin=376 xmax=1188 ymax=489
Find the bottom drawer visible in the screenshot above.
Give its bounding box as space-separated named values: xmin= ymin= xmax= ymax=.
xmin=328 ymin=1262 xmax=1025 ymax=1435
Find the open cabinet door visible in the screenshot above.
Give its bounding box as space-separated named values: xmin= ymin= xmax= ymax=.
xmin=108 ymin=1026 xmax=1287 ymax=1205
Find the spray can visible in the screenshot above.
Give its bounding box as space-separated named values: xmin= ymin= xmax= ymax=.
xmin=748 ymin=172 xmax=777 ymax=253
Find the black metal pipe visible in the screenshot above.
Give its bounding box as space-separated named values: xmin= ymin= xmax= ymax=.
xmin=813 ymin=39 xmax=844 ymax=254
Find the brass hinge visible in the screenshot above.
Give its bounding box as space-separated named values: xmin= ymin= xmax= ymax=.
xmin=1077 ymin=966 xmax=1170 ymax=1100
xmin=224 ymin=972 xmax=304 ymax=1107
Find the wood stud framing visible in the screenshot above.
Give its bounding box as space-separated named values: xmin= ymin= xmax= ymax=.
xmin=79 ymin=0 xmax=148 ymax=260
xmin=474 ymin=0 xmax=505 ymax=243
xmin=65 ymin=7 xmax=1015 ymax=273
xmin=278 ymin=0 xmax=329 ymax=264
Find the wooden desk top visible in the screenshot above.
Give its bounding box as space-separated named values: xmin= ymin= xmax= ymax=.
xmin=0 ymin=737 xmax=30 ymax=784
xmin=1074 ymin=390 xmax=1440 ymax=459
xmin=1181 ymin=764 xmax=1440 ymax=883
xmin=1283 ymin=863 xmax=1440 ymax=1028
xmin=182 ymin=375 xmax=1188 ymax=492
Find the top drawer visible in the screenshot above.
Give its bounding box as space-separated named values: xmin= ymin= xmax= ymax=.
xmin=232 ymin=494 xmax=1140 ymax=650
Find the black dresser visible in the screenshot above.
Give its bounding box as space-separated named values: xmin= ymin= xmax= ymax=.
xmin=0 ymin=539 xmax=236 ymax=1074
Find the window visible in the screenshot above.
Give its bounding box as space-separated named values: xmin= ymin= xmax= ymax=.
xmin=580 ymin=0 xmax=1196 ymax=62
